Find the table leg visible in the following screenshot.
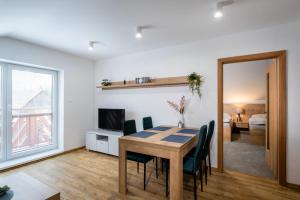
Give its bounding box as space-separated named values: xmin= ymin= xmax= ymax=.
xmin=169 ymin=151 xmax=183 ymax=200
xmin=119 ymin=142 xmax=127 ymax=194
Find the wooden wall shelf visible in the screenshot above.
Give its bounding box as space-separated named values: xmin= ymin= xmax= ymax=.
xmin=97 ymin=76 xmax=188 ymax=90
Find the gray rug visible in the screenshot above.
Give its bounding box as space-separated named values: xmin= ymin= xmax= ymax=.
xmin=224 ymin=139 xmax=275 ymax=179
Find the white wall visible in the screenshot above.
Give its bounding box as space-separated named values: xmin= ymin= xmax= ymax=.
xmin=0 ymin=37 xmax=95 ymax=151
xmin=224 ymin=60 xmax=271 ymax=104
xmin=95 ymin=21 xmax=300 ymax=185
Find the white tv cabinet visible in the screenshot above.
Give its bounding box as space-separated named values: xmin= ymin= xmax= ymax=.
xmin=86 ymin=129 xmax=123 ymax=156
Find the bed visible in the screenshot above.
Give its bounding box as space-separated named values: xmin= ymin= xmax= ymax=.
xmin=249 ymin=113 xmax=266 ymax=131
xmin=223 ymin=113 xmax=233 ymax=142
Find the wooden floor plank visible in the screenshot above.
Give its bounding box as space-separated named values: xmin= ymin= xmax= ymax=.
xmin=1 ymin=149 xmax=299 ymax=200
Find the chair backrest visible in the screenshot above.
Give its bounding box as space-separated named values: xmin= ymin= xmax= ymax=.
xmin=204 ymin=120 xmax=215 ymax=157
xmin=123 ymin=120 xmax=137 ymax=135
xmin=193 ymin=125 xmax=208 ymax=171
xmin=143 ymin=116 xmax=153 ymax=130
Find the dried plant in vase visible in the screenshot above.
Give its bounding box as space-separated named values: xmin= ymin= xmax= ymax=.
xmin=167 ymin=96 xmax=185 ymax=128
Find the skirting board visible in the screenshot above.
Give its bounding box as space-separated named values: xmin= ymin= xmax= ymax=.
xmin=0 ymin=146 xmax=85 ymax=173
xmin=287 ymin=183 xmax=300 ymax=192
xmin=221 ymin=168 xmax=300 ymax=190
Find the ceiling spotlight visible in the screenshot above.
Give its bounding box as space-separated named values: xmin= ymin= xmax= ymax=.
xmin=88 ymin=41 xmax=97 ymax=51
xmin=214 ymin=0 xmax=234 ymax=19
xmin=214 ymin=6 xmax=223 ymax=18
xmin=135 ymin=26 xmax=142 ymax=39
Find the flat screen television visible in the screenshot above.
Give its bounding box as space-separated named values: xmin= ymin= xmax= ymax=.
xmin=98 ymin=108 xmax=125 ymax=131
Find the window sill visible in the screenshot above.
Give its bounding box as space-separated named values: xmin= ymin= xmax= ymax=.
xmin=0 ymin=148 xmax=64 ymax=171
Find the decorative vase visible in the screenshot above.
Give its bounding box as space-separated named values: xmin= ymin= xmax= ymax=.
xmin=178 ymin=114 xmax=185 ymax=128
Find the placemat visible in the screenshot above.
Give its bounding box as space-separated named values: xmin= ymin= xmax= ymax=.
xmin=161 ymin=134 xmax=192 ymax=143
xmin=177 ymin=129 xmax=199 ymax=134
xmin=150 ymin=126 xmax=172 ymax=131
xmin=130 ymin=131 xmax=157 ymax=138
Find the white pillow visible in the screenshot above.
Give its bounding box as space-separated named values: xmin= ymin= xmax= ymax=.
xmin=223 ymin=113 xmax=231 ymax=122
xmin=224 ymin=113 xmax=231 ymax=119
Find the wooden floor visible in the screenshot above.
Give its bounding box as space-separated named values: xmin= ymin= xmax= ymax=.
xmin=1 ymin=149 xmax=299 ymax=200
xmin=232 ymin=128 xmax=266 ymax=146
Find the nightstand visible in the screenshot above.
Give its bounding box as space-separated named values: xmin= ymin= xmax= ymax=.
xmin=235 ymin=121 xmax=249 ymax=129
xmin=233 ymin=117 xmax=249 ymax=132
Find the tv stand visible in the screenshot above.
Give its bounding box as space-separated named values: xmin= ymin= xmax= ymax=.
xmin=86 ymin=129 xmax=123 ymax=156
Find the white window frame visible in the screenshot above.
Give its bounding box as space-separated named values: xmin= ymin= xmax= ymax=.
xmin=0 ymin=65 xmax=6 ymax=162
xmin=0 ymin=62 xmax=59 ymax=161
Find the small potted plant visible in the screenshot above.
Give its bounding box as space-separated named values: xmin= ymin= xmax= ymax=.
xmin=0 ymin=185 xmax=10 ymax=197
xmin=187 ymin=72 xmax=204 ymax=98
xmin=101 ymin=79 xmax=111 ymax=86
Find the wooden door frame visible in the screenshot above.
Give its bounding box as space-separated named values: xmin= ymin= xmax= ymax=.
xmin=217 ymin=50 xmax=287 ymax=186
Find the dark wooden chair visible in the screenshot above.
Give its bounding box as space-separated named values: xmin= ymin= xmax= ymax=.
xmin=165 ymin=125 xmax=208 ymax=199
xmin=142 ymin=116 xmax=158 ymax=178
xmin=202 ymin=120 xmax=215 ymax=185
xmin=142 ymin=116 xmax=153 ymax=130
xmin=123 ymin=119 xmax=157 ymax=190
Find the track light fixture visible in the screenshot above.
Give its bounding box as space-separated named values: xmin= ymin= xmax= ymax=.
xmin=214 ymin=0 xmax=234 ymax=19
xmin=214 ymin=3 xmax=223 ymax=18
xmin=136 ymin=26 xmax=142 ymax=39
xmin=88 ymin=41 xmax=98 ymax=51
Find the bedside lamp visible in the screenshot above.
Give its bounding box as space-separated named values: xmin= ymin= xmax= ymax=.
xmin=236 ymin=107 xmax=243 ymax=122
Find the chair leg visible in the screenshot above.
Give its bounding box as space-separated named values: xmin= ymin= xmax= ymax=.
xmin=144 ymin=163 xmax=146 ymax=190
xmin=161 ymin=158 xmax=164 ymax=174
xmin=208 ymin=152 xmax=212 ymax=175
xmin=137 ymin=162 xmax=139 ymax=173
xmin=204 ymin=158 xmax=208 ymax=185
xmin=199 ymin=160 xmax=203 ymax=192
xmin=155 ymin=157 xmax=158 ymax=178
xmin=166 ymin=161 xmax=169 ymax=197
xmin=194 ymin=173 xmax=197 ymax=200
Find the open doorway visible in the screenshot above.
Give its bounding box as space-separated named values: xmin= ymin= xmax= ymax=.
xmin=223 ymin=59 xmax=275 ymax=179
xmin=217 ymin=51 xmax=287 ymax=185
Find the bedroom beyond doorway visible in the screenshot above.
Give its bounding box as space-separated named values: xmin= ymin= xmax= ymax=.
xmin=217 ymin=51 xmax=287 ymax=185
xmin=222 ymin=59 xmax=275 ymax=179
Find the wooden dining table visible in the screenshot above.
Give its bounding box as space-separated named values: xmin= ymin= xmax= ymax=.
xmin=119 ymin=126 xmax=199 ymax=200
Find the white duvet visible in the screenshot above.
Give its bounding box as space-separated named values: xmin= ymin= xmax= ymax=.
xmin=249 ymin=114 xmax=267 ymax=125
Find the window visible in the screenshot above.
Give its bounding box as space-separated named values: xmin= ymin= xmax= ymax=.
xmin=0 ymin=62 xmax=59 ymax=161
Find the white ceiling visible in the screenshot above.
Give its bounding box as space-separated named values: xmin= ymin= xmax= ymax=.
xmin=1 ymin=0 xmax=300 ymax=61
